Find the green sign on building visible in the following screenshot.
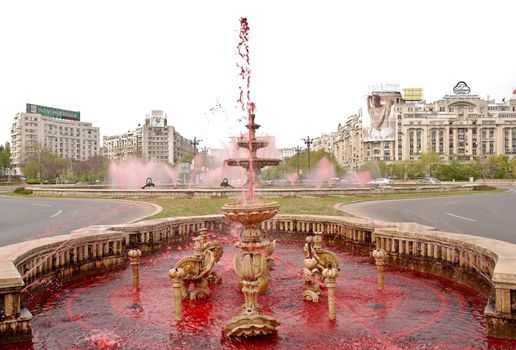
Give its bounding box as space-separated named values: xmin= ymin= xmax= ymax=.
xmin=26 ymin=103 xmax=80 ymax=121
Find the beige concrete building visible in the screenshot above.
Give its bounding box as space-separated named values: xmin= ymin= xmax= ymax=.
xmin=10 ymin=104 xmax=99 ymax=175
xmin=312 ymin=133 xmax=337 ymax=153
xmin=102 ymin=110 xmax=193 ymax=164
xmin=278 ymin=147 xmax=296 ymax=159
xmin=329 ymin=84 xmax=516 ymax=168
xmin=103 ymin=131 xmax=140 ymax=160
xmin=333 ymin=113 xmax=363 ymax=169
xmin=396 ymin=92 xmax=516 ymax=161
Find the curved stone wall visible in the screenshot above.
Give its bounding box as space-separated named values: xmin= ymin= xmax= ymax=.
xmin=1 ymin=213 xmax=515 ymax=343
xmin=26 ymin=183 xmax=477 ymax=198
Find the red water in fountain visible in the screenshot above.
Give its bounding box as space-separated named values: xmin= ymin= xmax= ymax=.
xmin=247 ymin=102 xmax=255 ymax=203
xmin=237 ymin=17 xmax=251 ymax=117
xmin=237 ymin=17 xmax=255 ymax=203
xmin=16 ymin=235 xmax=516 ymax=350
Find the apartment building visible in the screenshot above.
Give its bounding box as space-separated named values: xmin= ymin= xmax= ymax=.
xmin=10 ymin=104 xmax=99 ymax=174
xmin=102 ymin=110 xmax=193 ymax=164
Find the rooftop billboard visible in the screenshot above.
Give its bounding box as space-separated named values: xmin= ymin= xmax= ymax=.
xmin=26 ymin=103 xmax=80 ymax=121
xmin=362 ymin=92 xmax=397 ymax=142
xmin=402 ymin=88 xmax=424 ymax=101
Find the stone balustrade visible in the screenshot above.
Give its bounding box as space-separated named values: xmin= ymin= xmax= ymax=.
xmin=26 ymin=184 xmax=476 ymax=199
xmin=372 ymin=224 xmax=516 ymax=339
xmin=262 ymin=214 xmax=376 ymax=246
xmin=1 ymin=213 xmax=515 ymax=343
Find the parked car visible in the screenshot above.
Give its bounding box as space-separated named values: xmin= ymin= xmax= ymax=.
xmin=368 ymin=178 xmax=393 ymax=185
xmin=417 ymin=177 xmax=440 ymax=184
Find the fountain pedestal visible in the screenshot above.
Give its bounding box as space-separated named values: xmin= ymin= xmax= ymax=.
xmin=221 ymin=201 xmax=280 ymax=337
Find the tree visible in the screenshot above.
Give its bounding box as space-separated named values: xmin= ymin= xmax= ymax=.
xmin=474 ymin=155 xmax=509 ymax=179
xmin=41 ymin=151 xmax=67 ymax=181
xmin=509 ymin=158 xmax=516 ymax=178
xmin=22 ymin=159 xmax=40 ymax=181
xmin=383 ymin=161 xmax=412 ymax=180
xmin=261 ymin=162 xmax=287 ymax=180
xmin=492 ymin=155 xmax=509 ymax=179
xmin=22 ymin=143 xmax=67 ymax=183
xmin=179 ymin=153 xmax=194 ymax=163
xmin=415 ymin=152 xmax=443 ymax=178
xmin=359 ymin=161 xmax=383 ymax=179
xmin=0 ymin=142 xmax=10 ymax=170
xmin=261 ymin=150 xmax=343 ymax=180
xmin=71 ymin=155 xmax=110 ymax=182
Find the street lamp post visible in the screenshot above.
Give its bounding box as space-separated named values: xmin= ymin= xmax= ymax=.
xmin=191 ymin=137 xmax=202 ymax=155
xmin=190 ymin=137 xmax=202 ymax=185
xmin=302 ymin=137 xmax=314 ymax=175
xmin=293 ymin=146 xmax=302 ymax=177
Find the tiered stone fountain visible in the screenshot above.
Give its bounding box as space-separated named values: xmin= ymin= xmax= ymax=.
xmin=220 ymin=103 xmax=282 ymax=336
xmin=225 ymin=103 xmax=281 ymax=186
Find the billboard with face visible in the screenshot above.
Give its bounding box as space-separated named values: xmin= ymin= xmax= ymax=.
xmin=362 ymin=92 xmax=397 ymax=141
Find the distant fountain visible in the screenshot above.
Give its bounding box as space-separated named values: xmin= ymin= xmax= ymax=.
xmin=107 ymin=159 xmax=178 ymax=189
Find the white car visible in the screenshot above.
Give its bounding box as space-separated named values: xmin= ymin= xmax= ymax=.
xmin=417 ymin=177 xmax=441 ymax=184
xmin=368 ymin=178 xmax=393 ymax=185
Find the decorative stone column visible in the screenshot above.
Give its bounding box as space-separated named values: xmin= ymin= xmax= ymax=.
xmin=485 ymin=281 xmax=516 ymax=340
xmin=128 ymin=249 xmax=142 ymax=288
xmin=323 ymin=266 xmax=339 ymax=320
xmin=168 ymin=267 xmax=186 ymax=321
xmin=0 ymin=265 xmax=33 ymax=345
xmin=372 ymin=248 xmax=387 ymax=291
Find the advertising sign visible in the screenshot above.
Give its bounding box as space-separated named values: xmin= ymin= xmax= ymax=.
xmin=362 ymin=92 xmax=397 ymax=141
xmin=453 ymin=81 xmax=471 ymax=95
xmin=152 ymin=116 xmax=165 ymax=127
xmin=26 ymin=103 xmax=80 ymax=121
xmin=403 ymin=88 xmax=424 ymax=101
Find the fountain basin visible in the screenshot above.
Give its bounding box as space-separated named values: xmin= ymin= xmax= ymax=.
xmin=2 ymin=214 xmax=516 ymax=345
xmin=225 ymin=158 xmax=282 ymax=169
xmin=236 ymin=140 xmax=270 ymax=149
xmin=221 ymin=201 xmax=279 ymax=227
xmin=18 ymin=236 xmax=516 ymax=350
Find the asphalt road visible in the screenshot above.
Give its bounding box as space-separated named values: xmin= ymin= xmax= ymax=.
xmin=0 ymin=195 xmax=158 ymax=247
xmin=341 ymin=188 xmax=516 ymax=244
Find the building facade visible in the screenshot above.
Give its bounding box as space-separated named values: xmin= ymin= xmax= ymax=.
xmin=396 ymin=93 xmax=516 ymax=161
xmin=328 ymin=84 xmax=516 ymax=168
xmin=312 ymin=133 xmax=337 ymax=153
xmin=278 ymin=147 xmax=296 ymax=159
xmin=10 ymin=104 xmax=99 ymax=175
xmin=333 ymin=113 xmax=363 ymax=169
xmin=102 ymin=110 xmax=193 ymax=164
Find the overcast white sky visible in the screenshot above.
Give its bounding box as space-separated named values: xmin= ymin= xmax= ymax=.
xmin=1 ymin=0 xmax=515 ymax=149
